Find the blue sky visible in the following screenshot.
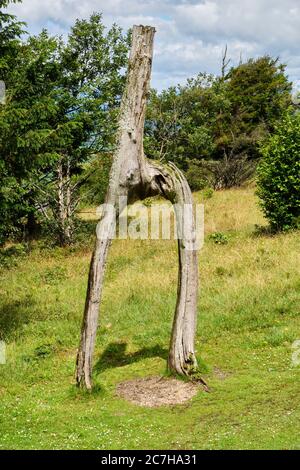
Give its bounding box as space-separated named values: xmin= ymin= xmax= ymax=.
xmin=8 ymin=0 xmax=300 ymax=91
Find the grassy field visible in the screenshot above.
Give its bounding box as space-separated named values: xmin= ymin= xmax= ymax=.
xmin=0 ymin=186 xmax=299 ymax=450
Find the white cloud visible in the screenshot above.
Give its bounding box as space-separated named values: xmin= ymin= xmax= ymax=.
xmin=174 ymin=0 xmax=300 ymax=49
xmin=8 ymin=0 xmax=300 ymax=89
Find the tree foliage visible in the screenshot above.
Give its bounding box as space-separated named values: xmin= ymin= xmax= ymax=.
xmin=0 ymin=2 xmax=296 ymax=245
xmin=0 ymin=0 xmax=27 ymax=242
xmin=257 ymin=114 xmax=300 ymax=231
xmin=0 ymin=12 xmax=129 ymax=245
xmin=145 ymin=56 xmax=292 ymax=189
xmin=0 ymin=0 xmax=24 ymax=48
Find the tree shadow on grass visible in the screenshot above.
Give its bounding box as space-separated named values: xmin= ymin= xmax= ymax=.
xmin=94 ymin=342 xmax=167 ymax=375
xmin=0 ymin=298 xmax=35 ymax=341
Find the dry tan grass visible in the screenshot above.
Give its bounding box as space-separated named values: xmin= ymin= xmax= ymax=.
xmin=194 ymin=187 xmax=266 ymax=234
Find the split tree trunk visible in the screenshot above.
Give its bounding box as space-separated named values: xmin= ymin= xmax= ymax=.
xmin=76 ymin=25 xmax=199 ymax=390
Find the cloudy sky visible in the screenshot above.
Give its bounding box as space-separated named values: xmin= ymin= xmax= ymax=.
xmin=8 ymin=0 xmax=300 ymax=90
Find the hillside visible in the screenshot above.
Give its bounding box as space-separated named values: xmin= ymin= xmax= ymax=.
xmin=0 ymin=187 xmax=299 ymax=450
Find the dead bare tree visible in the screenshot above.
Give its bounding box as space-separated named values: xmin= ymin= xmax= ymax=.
xmin=76 ymin=25 xmax=200 ymax=390
xmin=221 ymin=44 xmax=231 ymax=79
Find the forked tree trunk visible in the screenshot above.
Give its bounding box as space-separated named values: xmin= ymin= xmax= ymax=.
xmin=76 ymin=25 xmax=200 ymax=390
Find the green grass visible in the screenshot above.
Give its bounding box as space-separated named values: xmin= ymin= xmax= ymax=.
xmin=0 ymin=187 xmax=300 ymax=449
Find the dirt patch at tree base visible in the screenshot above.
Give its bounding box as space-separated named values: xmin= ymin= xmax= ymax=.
xmin=116 ymin=376 xmax=199 ymax=407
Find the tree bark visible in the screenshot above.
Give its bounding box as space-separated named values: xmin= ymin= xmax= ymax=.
xmin=57 ymin=156 xmax=73 ymax=246
xmin=76 ymin=25 xmax=199 ymax=389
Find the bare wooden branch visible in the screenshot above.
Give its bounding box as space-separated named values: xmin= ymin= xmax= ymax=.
xmin=221 ymin=44 xmax=231 ymax=79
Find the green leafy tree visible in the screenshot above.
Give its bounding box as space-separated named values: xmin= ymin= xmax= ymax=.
xmin=0 ymin=0 xmax=25 ymax=86
xmin=224 ymin=56 xmax=292 ymax=161
xmin=0 ymin=30 xmax=63 ymax=243
xmin=144 ymin=74 xmax=222 ymax=169
xmin=32 ymin=16 xmax=128 ymax=245
xmin=0 ymin=13 xmax=129 ymax=245
xmin=0 ymin=0 xmax=24 ymax=52
xmin=257 ymin=113 xmax=300 ymax=231
xmin=0 ymin=0 xmax=27 ymax=243
xmin=145 ymin=56 xmax=292 ymax=189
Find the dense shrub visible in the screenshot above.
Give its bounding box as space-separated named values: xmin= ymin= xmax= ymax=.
xmin=185 ymin=161 xmax=210 ymax=191
xmin=257 ymin=114 xmax=300 ymax=231
xmin=201 ymin=156 xmax=256 ymax=189
xmin=185 ymin=157 xmax=256 ymax=191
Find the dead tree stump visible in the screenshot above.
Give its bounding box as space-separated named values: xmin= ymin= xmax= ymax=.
xmin=76 ymin=25 xmax=199 ymax=390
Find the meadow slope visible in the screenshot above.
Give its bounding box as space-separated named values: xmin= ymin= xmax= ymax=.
xmin=0 ymin=187 xmax=299 ymax=450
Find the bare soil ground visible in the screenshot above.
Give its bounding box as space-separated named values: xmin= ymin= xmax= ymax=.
xmin=116 ymin=376 xmax=200 ymax=407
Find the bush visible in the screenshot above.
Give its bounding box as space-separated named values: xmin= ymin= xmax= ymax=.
xmin=185 ymin=161 xmax=208 ymax=191
xmin=202 ymin=187 xmax=214 ymax=199
xmin=186 ymin=157 xmax=256 ymax=191
xmin=201 ymin=156 xmax=256 ymax=189
xmin=0 ymin=243 xmax=28 ymax=269
xmin=209 ymin=232 xmax=229 ymax=245
xmin=40 ymin=216 xmax=97 ymax=247
xmin=257 ymin=114 xmax=300 ymax=231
